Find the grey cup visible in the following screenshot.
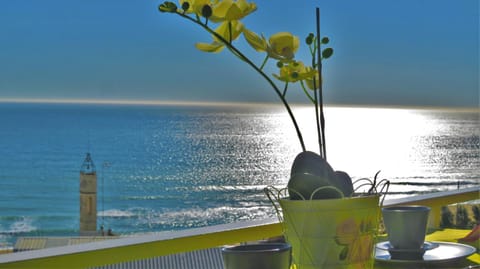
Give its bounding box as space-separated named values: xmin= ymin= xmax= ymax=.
xmin=382 ymin=205 xmax=430 ymax=249
xmin=222 ymin=243 xmax=291 ymax=269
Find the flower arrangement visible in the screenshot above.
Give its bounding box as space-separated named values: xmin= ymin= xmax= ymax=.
xmin=159 ymin=4 xmax=390 ymax=267
xmin=158 ymin=0 xmax=389 ymax=201
xmin=159 ymin=0 xmax=334 ymax=158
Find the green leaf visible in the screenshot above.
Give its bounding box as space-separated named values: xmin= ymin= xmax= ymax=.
xmin=322 ymin=48 xmax=333 ymax=59
xmin=321 ymin=37 xmax=330 ymax=44
xmin=158 ymin=2 xmax=177 ymax=13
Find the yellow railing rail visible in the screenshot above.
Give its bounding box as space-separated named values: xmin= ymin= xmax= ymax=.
xmin=0 ymin=186 xmax=478 ymax=269
xmin=383 ymin=187 xmax=480 ymax=228
xmin=0 ymin=219 xmax=283 ymax=269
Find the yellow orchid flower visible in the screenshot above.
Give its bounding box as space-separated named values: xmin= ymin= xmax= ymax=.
xmin=195 ymin=41 xmax=225 ymax=52
xmin=243 ymin=28 xmax=267 ymax=52
xmin=243 ymin=31 xmax=299 ymax=61
xmin=210 ymin=0 xmax=257 ymax=22
xmin=196 ymin=20 xmax=244 ymax=52
xmin=214 ymin=20 xmax=244 ymax=42
xmin=160 ymin=0 xmax=335 ymax=155
xmin=267 ymin=32 xmax=300 ymax=61
xmin=273 ymin=61 xmax=316 ymax=83
xmin=179 ymin=0 xmax=256 ymax=21
xmin=305 ymin=67 xmax=321 ymax=90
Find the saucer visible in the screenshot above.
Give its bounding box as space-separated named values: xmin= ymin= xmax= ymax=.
xmin=375 ymin=241 xmax=476 ymax=265
xmin=376 ymin=241 xmax=439 ymax=260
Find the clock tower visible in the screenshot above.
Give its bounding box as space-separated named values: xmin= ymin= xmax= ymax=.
xmin=79 ymin=153 xmax=97 ymax=235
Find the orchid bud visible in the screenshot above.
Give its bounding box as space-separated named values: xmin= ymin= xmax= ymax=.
xmin=322 ymin=48 xmax=333 ymax=59
xmin=202 ymin=4 xmax=212 ymax=18
xmin=181 ymin=1 xmax=190 ymax=11
xmin=306 ymin=33 xmax=314 ymax=45
xmin=158 ymin=1 xmax=177 ymax=13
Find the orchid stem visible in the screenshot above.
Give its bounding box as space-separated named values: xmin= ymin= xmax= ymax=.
xmin=316 ymin=7 xmax=327 ymax=159
xmin=282 ymin=82 xmax=288 ymax=97
xmin=259 ymin=55 xmax=269 ymax=70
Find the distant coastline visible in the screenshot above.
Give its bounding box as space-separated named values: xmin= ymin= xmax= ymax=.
xmin=0 ymin=98 xmax=478 ymax=112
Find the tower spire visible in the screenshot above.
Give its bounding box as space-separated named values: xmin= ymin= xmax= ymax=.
xmin=80 ymin=153 xmax=96 ymax=174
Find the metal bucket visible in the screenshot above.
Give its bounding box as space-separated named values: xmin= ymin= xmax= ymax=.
xmin=279 ymin=195 xmax=380 ymax=269
xmin=221 ymin=243 xmax=292 ymax=269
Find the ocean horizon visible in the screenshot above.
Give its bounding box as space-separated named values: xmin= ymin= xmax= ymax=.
xmin=1 ymin=98 xmax=479 ymax=111
xmin=0 ymin=101 xmax=478 ymax=246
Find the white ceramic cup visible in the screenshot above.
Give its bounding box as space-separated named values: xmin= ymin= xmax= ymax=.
xmin=382 ymin=205 xmax=430 ymax=249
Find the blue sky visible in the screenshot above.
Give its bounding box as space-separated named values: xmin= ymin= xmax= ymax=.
xmin=0 ymin=0 xmax=478 ymax=107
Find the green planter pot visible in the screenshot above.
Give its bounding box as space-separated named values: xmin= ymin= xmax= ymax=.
xmin=279 ymin=195 xmax=381 ymax=269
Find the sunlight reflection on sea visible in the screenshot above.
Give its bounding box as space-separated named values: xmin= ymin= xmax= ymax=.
xmin=286 ymin=106 xmax=479 ymax=195
xmin=0 ymin=103 xmax=478 ymax=244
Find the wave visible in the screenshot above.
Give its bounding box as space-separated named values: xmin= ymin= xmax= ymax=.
xmin=98 ymin=209 xmax=136 ymax=218
xmin=384 ymin=187 xmax=480 ymax=196
xmin=0 ymin=216 xmax=37 ymax=235
xmin=125 ymin=195 xmax=165 ymax=201
xmin=124 ymin=185 xmax=269 ymax=201
xmin=391 ymin=180 xmax=479 ymax=186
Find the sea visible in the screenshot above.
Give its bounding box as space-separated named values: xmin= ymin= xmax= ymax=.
xmin=0 ymin=101 xmax=478 ymax=246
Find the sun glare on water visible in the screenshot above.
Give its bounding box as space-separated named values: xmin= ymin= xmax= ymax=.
xmin=279 ymin=106 xmax=448 ymax=183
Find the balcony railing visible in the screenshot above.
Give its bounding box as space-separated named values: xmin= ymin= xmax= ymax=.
xmin=0 ymin=186 xmax=478 ymax=269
